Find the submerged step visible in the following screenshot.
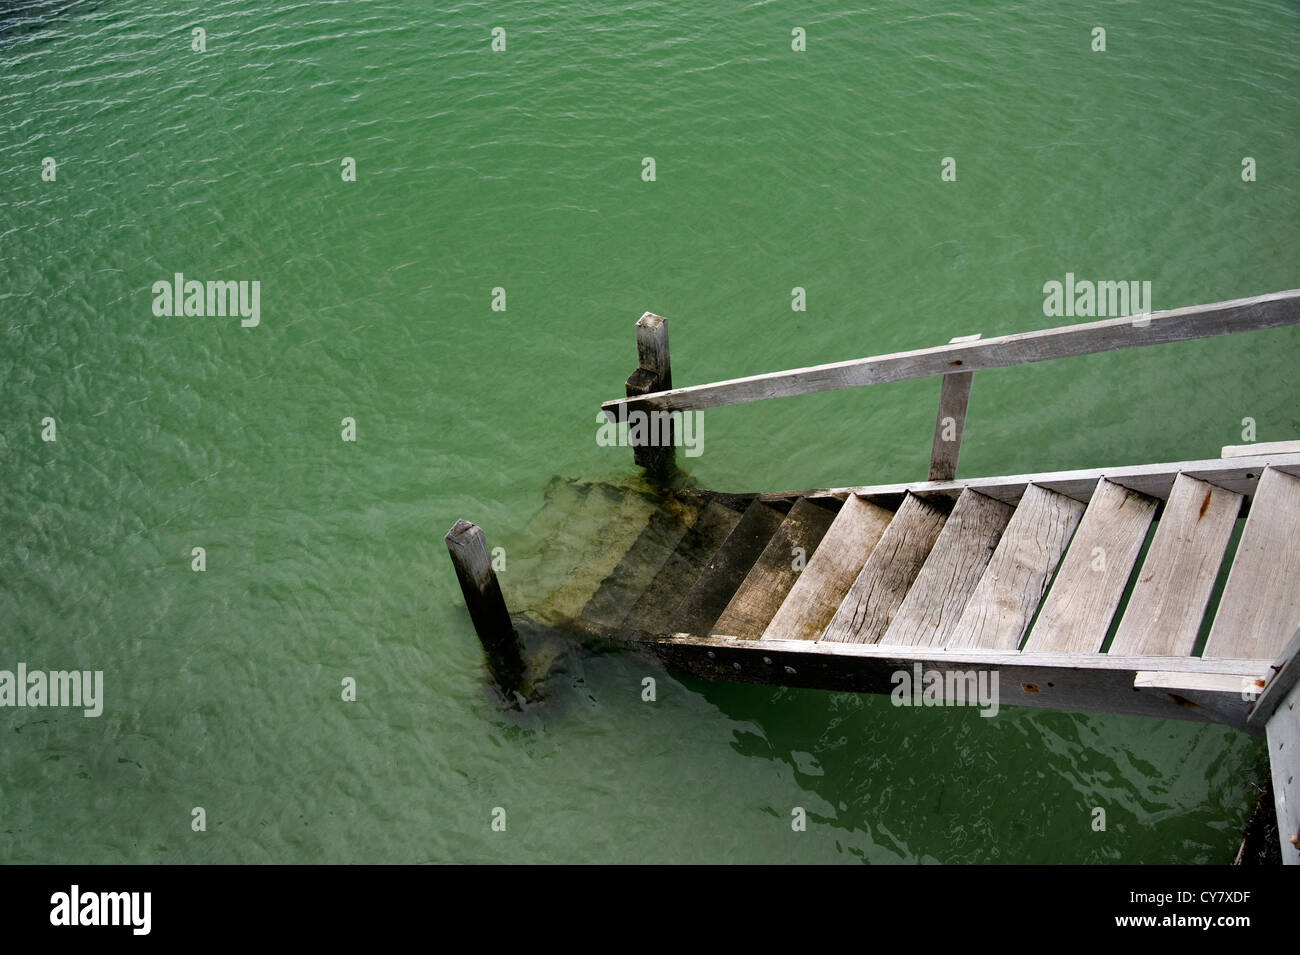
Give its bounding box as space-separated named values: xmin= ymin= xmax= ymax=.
xmin=712 ymin=498 xmax=837 ymax=639
xmin=624 ymin=499 xmax=745 ymax=634
xmin=581 ymin=496 xmax=702 ymax=628
xmin=538 ymin=488 xmax=659 ymax=623
xmin=666 ymin=500 xmax=788 ymax=636
xmin=499 ymin=480 xmax=599 ymax=611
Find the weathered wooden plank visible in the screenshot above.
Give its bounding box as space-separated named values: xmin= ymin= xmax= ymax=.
xmin=625 ymin=499 xmax=742 ymax=633
xmin=624 ymin=312 xmax=674 ymax=474
xmin=581 ymin=496 xmax=700 ymax=628
xmin=1265 ymin=678 xmax=1300 ymax=863
xmin=1133 ymin=671 xmax=1249 ymax=693
xmin=1109 ymin=474 xmax=1242 ymax=657
xmin=641 ymin=634 xmax=1266 ymax=732
xmin=603 ymin=290 xmax=1300 ymax=417
xmin=1222 ymin=440 xmax=1300 ymax=458
xmin=822 ymin=494 xmax=948 ymax=644
xmin=881 ymin=489 xmax=1013 ymax=647
xmin=1024 ymin=479 xmax=1156 ymax=653
xmin=952 ymin=484 xmax=1086 ymax=650
xmin=928 ymin=333 xmax=980 ymax=482
xmin=712 ymin=499 xmax=836 ymax=639
xmin=666 ymin=500 xmax=787 ymax=635
xmin=658 ymin=633 xmax=1270 ymax=674
xmin=754 ymin=452 xmax=1300 ymax=509
xmin=445 ymin=520 xmax=524 ymax=693
xmin=1205 ymin=468 xmax=1300 ymax=660
xmin=1247 ymin=629 xmax=1300 ymax=731
xmin=1251 ymin=633 xmax=1300 ymax=860
xmin=762 ymin=495 xmax=895 ymax=642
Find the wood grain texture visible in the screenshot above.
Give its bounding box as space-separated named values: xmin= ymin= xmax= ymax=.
xmin=951 ymin=484 xmax=1086 ymax=650
xmin=1204 ymin=467 xmax=1300 ymax=660
xmin=644 ymin=634 xmax=1264 ymax=732
xmin=762 ymin=494 xmax=895 ymax=641
xmin=821 ymin=494 xmax=948 ymax=644
xmin=928 ymin=333 xmax=979 ymax=482
xmin=635 ymin=312 xmax=671 ymax=379
xmin=1264 ymin=678 xmax=1300 ymax=862
xmin=882 ymin=489 xmax=1013 ymax=647
xmin=626 ymin=500 xmax=742 ymax=633
xmin=1221 ymin=440 xmax=1300 ymax=458
xmin=712 ymin=499 xmax=836 ymax=638
xmin=1109 ymin=474 xmax=1242 ymax=657
xmin=445 ymin=519 xmax=516 ymax=647
xmin=754 ymin=452 xmax=1300 ymax=508
xmin=1024 ymin=478 xmax=1156 ymax=653
xmin=666 ymin=500 xmax=787 ymax=635
xmin=603 ymin=290 xmax=1300 ymax=417
xmin=1247 ymin=630 xmax=1300 ymax=730
xmin=624 ymin=312 xmax=674 ymax=472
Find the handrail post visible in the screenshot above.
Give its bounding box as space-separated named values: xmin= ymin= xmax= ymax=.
xmin=624 ymin=312 xmax=675 ymax=476
xmin=928 ymin=333 xmax=980 ymax=482
xmin=445 ymin=519 xmax=524 ymax=695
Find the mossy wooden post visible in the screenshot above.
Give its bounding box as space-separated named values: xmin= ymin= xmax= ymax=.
xmin=928 ymin=333 xmax=980 ymax=482
xmin=624 ymin=312 xmax=674 ymax=477
xmin=445 ymin=519 xmax=524 ymax=694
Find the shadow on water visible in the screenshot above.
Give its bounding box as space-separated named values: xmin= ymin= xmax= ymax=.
xmin=676 ymin=673 xmax=1264 ymax=863
xmin=0 ymin=0 xmax=102 ymax=46
xmin=484 ymin=616 xmax=635 ymax=722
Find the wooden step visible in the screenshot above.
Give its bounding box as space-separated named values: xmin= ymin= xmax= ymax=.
xmin=1204 ymin=467 xmax=1300 ymax=660
xmin=821 ymin=493 xmax=948 ymax=644
xmin=712 ymin=499 xmax=837 ymax=639
xmin=881 ymin=489 xmax=1014 ymax=647
xmin=950 ymin=484 xmax=1086 ymax=650
xmin=1108 ymin=473 xmax=1242 ymax=656
xmin=539 ymin=489 xmax=659 ymax=623
xmin=762 ymin=494 xmax=894 ymax=641
xmin=666 ymin=500 xmax=788 ymax=635
xmin=581 ymin=496 xmax=702 ymax=628
xmin=624 ymin=499 xmax=743 ymax=634
xmin=501 ymin=481 xmax=598 ymax=610
xmin=1023 ymin=478 xmax=1157 ymax=653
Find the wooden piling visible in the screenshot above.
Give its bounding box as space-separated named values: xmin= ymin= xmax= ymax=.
xmin=445 ymin=519 xmax=524 ymax=693
xmin=624 ymin=312 xmax=675 ymax=476
xmin=928 ymin=333 xmax=980 ymax=482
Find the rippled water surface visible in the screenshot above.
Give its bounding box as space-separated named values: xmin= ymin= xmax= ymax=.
xmin=2 ymin=0 xmax=1297 ymax=862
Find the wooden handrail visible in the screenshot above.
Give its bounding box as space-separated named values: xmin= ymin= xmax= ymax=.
xmin=601 ymin=289 xmax=1300 ymax=420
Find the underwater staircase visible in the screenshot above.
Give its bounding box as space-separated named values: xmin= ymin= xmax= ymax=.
xmin=448 ymin=289 xmax=1300 ymax=858
xmin=502 ymin=448 xmax=1300 ymax=736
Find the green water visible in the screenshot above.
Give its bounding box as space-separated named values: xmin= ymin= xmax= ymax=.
xmin=2 ymin=0 xmax=1296 ymax=863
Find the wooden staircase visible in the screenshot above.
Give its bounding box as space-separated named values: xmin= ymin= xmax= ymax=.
xmin=501 ymin=449 xmax=1300 ymax=733
xmin=448 ymin=289 xmax=1300 ymax=859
